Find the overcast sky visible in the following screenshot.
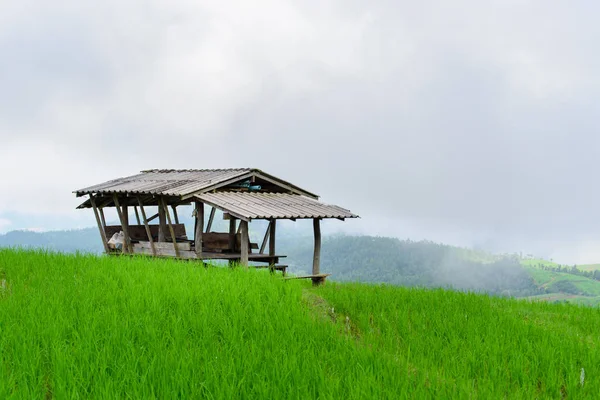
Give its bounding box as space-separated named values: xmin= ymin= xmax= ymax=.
xmin=1 ymin=1 xmax=599 ymax=263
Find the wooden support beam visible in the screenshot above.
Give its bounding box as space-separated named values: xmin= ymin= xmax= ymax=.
xmin=240 ymin=220 xmax=249 ymax=267
xmin=229 ymin=218 xmax=237 ymax=251
xmin=171 ymin=205 xmax=180 ymax=224
xmin=269 ymin=219 xmax=276 ymax=272
xmin=259 ymin=221 xmax=271 ymax=254
xmin=312 ymin=218 xmax=321 ymax=284
xmin=193 ymin=209 xmax=198 ymax=245
xmin=269 ymin=219 xmax=276 ymax=256
xmin=97 ymin=197 xmax=114 ymax=208
xmin=161 ymin=197 xmax=180 ymax=258
xmin=122 ymin=205 xmax=129 ymax=227
xmin=99 ymin=208 xmax=107 ymax=231
xmin=90 ymin=195 xmax=110 ymax=254
xmin=158 ymin=203 xmax=166 ymax=242
xmin=147 ymin=212 xmax=159 ymax=223
xmin=195 ymin=201 xmax=204 ymax=257
xmin=112 ymin=195 xmax=132 ymax=254
xmin=206 ymin=207 xmax=216 ymax=233
xmin=122 ymin=205 xmax=130 ymax=251
xmin=137 ymin=197 xmax=156 ymax=256
xmin=228 ymin=217 xmax=237 ymax=266
xmin=134 ymin=206 xmax=141 ymax=225
xmin=221 ymin=211 xmax=249 ymax=222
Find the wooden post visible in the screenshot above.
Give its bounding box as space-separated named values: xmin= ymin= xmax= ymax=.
xmin=228 ymin=217 xmax=237 ymax=266
xmin=161 ymin=197 xmax=180 ymax=258
xmin=269 ymin=219 xmax=276 ymax=256
xmin=122 ymin=205 xmax=130 ymax=251
xmin=134 ymin=206 xmax=141 ymax=225
xmin=259 ymin=220 xmax=271 ymax=254
xmin=90 ymin=195 xmax=110 ymax=254
xmin=113 ymin=195 xmax=132 ymax=254
xmin=240 ymin=220 xmax=249 ymax=267
xmin=99 ymin=208 xmax=107 ymax=231
xmin=158 ymin=202 xmax=166 ymax=242
xmin=195 ymin=201 xmax=204 ymax=257
xmin=171 ymin=205 xmax=180 ymax=224
xmin=137 ymin=197 xmax=156 ymax=256
xmin=312 ymin=218 xmax=321 ymax=285
xmin=122 ymin=205 xmax=129 ymax=228
xmin=229 ymin=218 xmax=237 ymax=252
xmin=269 ymin=219 xmax=276 ymax=272
xmin=205 ymin=207 xmax=216 ymax=233
xmin=193 ymin=210 xmax=198 ymax=245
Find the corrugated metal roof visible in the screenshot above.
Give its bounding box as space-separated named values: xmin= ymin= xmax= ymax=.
xmin=74 ymin=168 xmax=290 ymax=198
xmin=74 ymin=168 xmax=318 ymax=198
xmin=195 ymin=192 xmax=359 ymax=220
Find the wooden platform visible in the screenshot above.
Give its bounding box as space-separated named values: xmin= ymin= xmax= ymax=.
xmin=131 ymin=242 xmax=285 ymax=264
xmin=201 ymin=252 xmax=284 ymax=264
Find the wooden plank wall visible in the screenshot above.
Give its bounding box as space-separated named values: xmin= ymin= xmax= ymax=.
xmin=104 ymin=224 xmax=187 ymax=242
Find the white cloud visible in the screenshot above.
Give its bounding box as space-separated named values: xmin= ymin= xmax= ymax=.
xmin=0 ymin=218 xmax=11 ymax=233
xmin=1 ymin=1 xmax=600 ymax=259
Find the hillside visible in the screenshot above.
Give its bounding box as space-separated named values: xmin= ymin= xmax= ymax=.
xmin=283 ymin=235 xmax=539 ymax=296
xmin=525 ymin=266 xmax=600 ymax=305
xmin=579 ymin=264 xmax=600 ymax=272
xmin=1 ymin=249 xmax=599 ymax=397
xmin=0 ymin=229 xmax=539 ymax=296
xmin=4 ymin=228 xmax=600 ymax=303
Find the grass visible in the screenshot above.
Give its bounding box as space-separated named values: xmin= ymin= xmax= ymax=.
xmin=2 ymin=249 xmax=600 ymax=398
xmin=579 ymin=264 xmax=600 ymax=272
xmin=526 ymin=293 xmax=600 ymax=306
xmin=525 ymin=266 xmax=600 ymax=297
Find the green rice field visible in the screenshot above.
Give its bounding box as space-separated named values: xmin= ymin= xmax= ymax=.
xmin=1 ymin=249 xmax=599 ymax=398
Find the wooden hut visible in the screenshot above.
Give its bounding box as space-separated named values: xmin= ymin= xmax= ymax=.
xmin=74 ymin=169 xmax=358 ymax=284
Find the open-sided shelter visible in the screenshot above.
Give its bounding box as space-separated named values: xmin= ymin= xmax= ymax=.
xmin=74 ymin=169 xmax=358 ymax=283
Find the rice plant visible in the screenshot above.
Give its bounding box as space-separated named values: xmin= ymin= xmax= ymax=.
xmin=0 ymin=248 xmax=599 ymax=398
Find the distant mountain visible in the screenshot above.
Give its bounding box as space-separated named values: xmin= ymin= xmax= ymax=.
xmin=0 ymin=228 xmax=102 ymax=254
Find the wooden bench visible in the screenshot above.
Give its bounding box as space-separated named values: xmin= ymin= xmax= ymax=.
xmin=284 ymin=273 xmax=331 ymax=286
xmin=202 ymin=232 xmax=259 ymax=253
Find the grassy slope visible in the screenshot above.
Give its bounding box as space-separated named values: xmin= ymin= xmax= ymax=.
xmin=579 ymin=264 xmax=600 ymax=272
xmin=524 ymin=266 xmax=600 ymax=305
xmin=520 ymin=258 xmax=561 ymax=268
xmin=1 ymin=250 xmax=600 ymax=398
xmin=522 ymin=259 xmax=600 ymax=272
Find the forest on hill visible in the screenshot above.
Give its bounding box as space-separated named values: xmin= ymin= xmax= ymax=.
xmin=280 ymin=235 xmax=540 ymax=296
